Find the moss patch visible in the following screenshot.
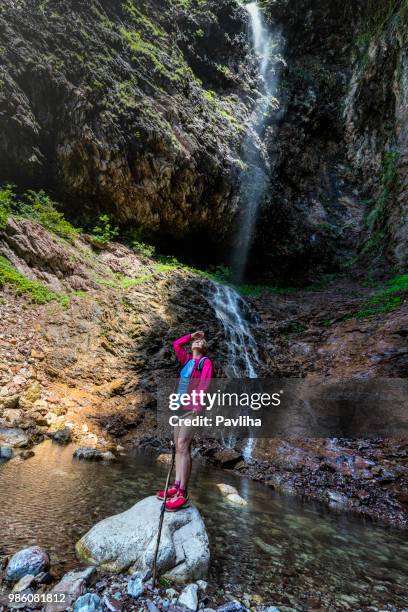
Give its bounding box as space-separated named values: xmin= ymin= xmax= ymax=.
xmin=0 ymin=256 xmax=69 ymax=306
xmin=353 ymin=274 xmax=408 ymax=318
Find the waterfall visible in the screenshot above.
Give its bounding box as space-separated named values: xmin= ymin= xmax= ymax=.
xmin=232 ymin=1 xmax=283 ymax=281
xmin=211 ymin=283 xmax=260 ymax=379
xmin=209 ymin=283 xmax=260 ymax=458
xmin=207 ymin=3 xmax=282 ymax=460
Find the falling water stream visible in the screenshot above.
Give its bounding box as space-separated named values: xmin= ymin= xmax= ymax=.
xmin=210 ymin=283 xmax=260 ymax=379
xmin=209 ymin=282 xmax=260 ymax=459
xmin=232 ymin=1 xmax=283 ymax=281
xmin=208 ymin=2 xmax=281 ymax=459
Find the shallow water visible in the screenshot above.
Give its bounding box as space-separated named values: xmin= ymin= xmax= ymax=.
xmin=1 ymin=442 xmax=407 ymax=609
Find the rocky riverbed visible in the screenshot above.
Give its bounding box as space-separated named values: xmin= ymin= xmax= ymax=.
xmin=0 ymin=546 xmax=252 ymax=612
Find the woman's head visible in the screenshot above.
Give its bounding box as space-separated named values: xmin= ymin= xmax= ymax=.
xmin=192 ymin=337 xmax=208 ymax=355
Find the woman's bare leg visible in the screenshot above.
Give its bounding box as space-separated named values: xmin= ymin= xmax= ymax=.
xmin=175 ymin=425 xmax=194 ymax=491
xmin=174 ymin=425 xmax=181 ymax=483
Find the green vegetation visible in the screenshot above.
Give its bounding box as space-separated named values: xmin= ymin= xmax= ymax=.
xmin=95 ymin=262 xmax=177 ymax=291
xmin=175 ymin=0 xmax=190 ymax=9
xmin=346 ymin=274 xmax=408 ymax=319
xmin=202 ymin=89 xmax=244 ymax=132
xmin=23 ymin=191 xmax=80 ymax=239
xmin=121 ymin=25 xmax=192 ymax=84
xmin=0 ymin=184 xmax=13 ymax=230
xmin=132 ymin=241 xmax=156 ymax=258
xmin=117 ymin=79 xmax=138 ymax=108
xmin=215 ymin=64 xmax=234 ymax=79
xmin=356 ymin=1 xmax=408 ymax=69
xmin=203 ymin=89 xmax=217 ymax=104
xmin=362 ymin=150 xmax=399 ymax=255
xmin=0 ymin=185 xmax=80 ymax=239
xmin=362 ymin=270 xmax=381 ymax=288
xmin=353 ymin=273 xmax=408 ymax=318
xmin=284 ymin=321 xmax=306 ymax=335
xmin=0 ymin=256 xmax=69 ymax=306
xmin=91 ymin=214 xmax=119 ymax=245
xmin=123 ymin=227 xmax=157 ymax=258
xmin=124 ymin=2 xmax=166 ymax=40
xmin=364 ymin=0 xmax=408 ymax=38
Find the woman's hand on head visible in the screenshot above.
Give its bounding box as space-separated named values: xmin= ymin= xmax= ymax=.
xmin=191 ymin=331 xmax=205 ymax=340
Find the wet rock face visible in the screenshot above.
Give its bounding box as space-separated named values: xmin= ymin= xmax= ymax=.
xmin=344 ymin=9 xmax=408 ymax=268
xmin=0 ymin=0 xmax=253 ymax=251
xmin=242 ymin=0 xmax=365 ymax=283
xmin=245 ymin=0 xmax=407 ymax=281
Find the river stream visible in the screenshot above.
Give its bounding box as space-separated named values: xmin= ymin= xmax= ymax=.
xmin=1 ymin=441 xmax=407 ymax=609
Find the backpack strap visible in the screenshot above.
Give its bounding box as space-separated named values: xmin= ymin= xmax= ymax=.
xmin=197 ymin=357 xmax=208 ymax=372
xmin=178 ymin=357 xmax=208 ymax=378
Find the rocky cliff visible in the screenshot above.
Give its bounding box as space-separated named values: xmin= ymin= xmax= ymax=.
xmin=246 ymin=0 xmax=407 ymax=282
xmin=0 ymin=0 xmax=256 ymax=259
xmin=344 ymin=0 xmax=408 ymax=268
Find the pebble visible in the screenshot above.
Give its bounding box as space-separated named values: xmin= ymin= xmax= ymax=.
xmin=216 ymin=603 xmax=244 ymax=612
xmin=196 ymin=580 xmax=208 ymax=593
xmin=127 ymin=571 xmax=144 ymax=599
xmin=12 ymin=574 xmax=35 ymax=593
xmin=102 ymin=594 xmax=122 ymax=612
xmin=53 ymin=426 xmax=72 ymax=444
xmin=226 ymin=493 xmax=247 ymax=506
xmin=0 ymin=446 xmax=13 ymax=460
xmin=166 ymin=588 xmax=179 ymax=602
xmin=178 ymin=584 xmax=199 ymax=611
xmin=216 ymin=484 xmax=238 ymax=496
xmin=74 ymin=593 xmax=103 ymax=612
xmin=74 ymin=448 xmax=116 ymax=461
xmin=6 ymin=546 xmax=50 ymax=582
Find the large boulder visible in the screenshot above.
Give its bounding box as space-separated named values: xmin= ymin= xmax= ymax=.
xmin=76 ymin=496 xmax=210 ymax=584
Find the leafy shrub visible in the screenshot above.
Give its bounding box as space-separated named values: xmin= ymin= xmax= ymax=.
xmin=0 ymin=256 xmax=69 ymax=306
xmin=91 ymin=214 xmax=119 ymax=245
xmin=24 ymin=190 xmax=80 ymax=239
xmin=0 ymin=184 xmax=14 ymax=230
xmin=0 ymin=186 xmax=79 ymax=239
xmin=132 ymin=240 xmax=156 ymax=258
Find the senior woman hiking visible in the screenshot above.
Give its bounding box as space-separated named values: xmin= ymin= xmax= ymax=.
xmin=157 ymin=330 xmax=213 ymax=511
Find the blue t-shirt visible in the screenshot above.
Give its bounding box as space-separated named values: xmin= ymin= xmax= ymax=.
xmin=176 ymin=359 xmax=196 ymax=398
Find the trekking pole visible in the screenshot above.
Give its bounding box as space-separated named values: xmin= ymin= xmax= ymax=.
xmin=152 ymin=440 xmax=176 ymax=589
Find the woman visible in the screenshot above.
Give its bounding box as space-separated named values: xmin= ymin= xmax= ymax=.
xmin=157 ymin=330 xmax=213 ymax=511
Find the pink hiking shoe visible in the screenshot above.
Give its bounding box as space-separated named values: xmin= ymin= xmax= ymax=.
xmin=165 ymin=494 xmax=190 ymax=512
xmin=156 ymin=484 xmax=179 ymax=500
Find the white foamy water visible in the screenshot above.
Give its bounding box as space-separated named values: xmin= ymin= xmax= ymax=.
xmin=209 ymin=283 xmax=260 ymax=457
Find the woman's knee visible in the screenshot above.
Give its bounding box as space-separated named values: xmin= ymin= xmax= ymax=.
xmin=176 ymin=437 xmax=191 ymax=454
